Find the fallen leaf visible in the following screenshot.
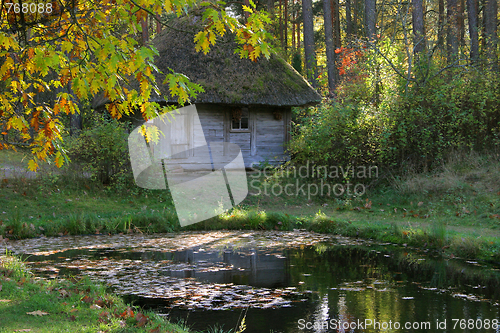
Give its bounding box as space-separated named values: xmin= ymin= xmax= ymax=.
xmin=69 ymin=315 xmax=76 ymax=321
xmin=59 ymin=289 xmax=69 ymax=298
xmin=99 ymin=311 xmax=110 ymax=318
xmin=90 ymin=304 xmax=101 ymax=309
xmin=135 ymin=312 xmax=149 ymax=327
xmin=26 ymin=310 xmax=49 ymax=316
xmin=81 ymin=295 xmax=93 ymax=303
xmin=14 ymin=329 xmax=32 ymax=332
xmin=95 ymin=299 xmax=105 ymax=307
xmin=0 ymin=284 xmax=2 ymax=291
xmin=120 ymin=307 xmax=134 ymax=318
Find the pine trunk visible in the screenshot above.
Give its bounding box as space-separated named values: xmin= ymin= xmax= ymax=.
xmin=302 ymin=0 xmax=317 ymax=87
xmin=412 ymin=0 xmax=426 ymax=56
xmin=284 ymin=0 xmax=288 ymax=50
xmin=438 ymin=0 xmax=445 ymax=49
xmin=446 ymin=0 xmax=459 ymax=63
xmin=467 ymin=0 xmax=479 ymax=63
xmin=346 ymin=0 xmax=353 ymax=39
xmin=484 ymin=0 xmax=498 ymax=70
xmin=323 ymin=0 xmax=337 ymax=96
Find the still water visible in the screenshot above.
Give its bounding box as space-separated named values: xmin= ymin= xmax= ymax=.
xmin=6 ymin=231 xmax=500 ymax=332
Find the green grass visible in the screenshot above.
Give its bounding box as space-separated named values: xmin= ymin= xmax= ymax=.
xmin=0 ymin=150 xmax=179 ymax=238
xmin=2 ymin=149 xmax=500 ymax=261
xmin=0 ymin=252 xmax=192 ymax=333
xmin=0 ymin=148 xmax=29 ymax=168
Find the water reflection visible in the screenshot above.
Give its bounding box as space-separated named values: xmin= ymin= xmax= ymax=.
xmin=6 ymin=231 xmax=500 ymax=332
xmin=161 ymin=247 xmax=290 ymax=288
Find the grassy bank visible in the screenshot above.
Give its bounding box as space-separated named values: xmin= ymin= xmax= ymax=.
xmin=0 ymin=252 xmax=192 ymax=333
xmin=1 ymin=149 xmax=500 ymax=262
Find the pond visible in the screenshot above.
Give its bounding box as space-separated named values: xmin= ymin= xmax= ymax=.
xmin=5 ymin=230 xmax=500 ymax=332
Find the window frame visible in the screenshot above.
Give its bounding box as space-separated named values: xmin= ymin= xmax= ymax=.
xmin=229 ymin=107 xmax=251 ymax=133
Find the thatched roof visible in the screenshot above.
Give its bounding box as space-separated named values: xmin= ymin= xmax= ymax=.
xmin=93 ymin=14 xmax=321 ymax=109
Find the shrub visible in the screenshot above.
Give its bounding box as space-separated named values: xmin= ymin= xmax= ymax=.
xmin=65 ymin=116 xmax=133 ymax=187
xmin=289 ymin=69 xmax=500 ymax=175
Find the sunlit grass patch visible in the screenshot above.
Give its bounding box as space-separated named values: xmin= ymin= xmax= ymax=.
xmin=0 ymin=250 xmax=32 ymax=280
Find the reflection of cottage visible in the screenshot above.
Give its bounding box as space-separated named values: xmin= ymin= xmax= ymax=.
xmin=164 ymin=247 xmax=290 ymax=288
xmin=94 ymin=14 xmax=321 ymax=167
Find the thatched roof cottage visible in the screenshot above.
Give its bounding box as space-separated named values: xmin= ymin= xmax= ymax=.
xmin=95 ymin=14 xmax=322 ymax=167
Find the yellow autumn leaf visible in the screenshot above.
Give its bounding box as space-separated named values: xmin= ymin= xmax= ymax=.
xmin=164 ymin=0 xmax=172 ymax=12
xmin=55 ymin=151 xmax=64 ymax=168
xmin=28 ymin=160 xmax=39 ymax=172
xmin=61 ymin=41 xmax=73 ymax=53
xmin=0 ymin=57 xmax=13 ymax=78
xmin=194 ymin=31 xmax=205 ymax=53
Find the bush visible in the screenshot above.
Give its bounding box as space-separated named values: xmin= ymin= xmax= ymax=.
xmin=66 ymin=116 xmax=133 ymax=187
xmin=290 ymin=102 xmax=376 ymax=166
xmin=380 ymin=71 xmax=500 ymax=170
xmin=289 ymin=69 xmax=500 ymax=175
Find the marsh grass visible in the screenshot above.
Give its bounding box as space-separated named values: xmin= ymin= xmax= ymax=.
xmin=450 ymin=237 xmax=483 ymax=258
xmin=430 ymin=221 xmax=448 ymax=247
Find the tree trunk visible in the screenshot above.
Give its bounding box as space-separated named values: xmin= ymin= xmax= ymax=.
xmin=70 ymin=113 xmax=82 ymax=137
xmin=302 ymin=0 xmax=317 ymax=87
xmin=297 ymin=20 xmax=301 ymax=48
xmin=279 ymin=0 xmax=284 ymax=47
xmin=244 ymin=0 xmax=250 ymax=20
xmin=284 ymin=0 xmax=288 ymax=50
xmin=365 ymin=0 xmax=376 ymax=41
xmin=467 ymin=0 xmax=479 ymax=63
xmin=484 ymin=0 xmax=498 ymax=70
xmin=323 ymin=0 xmax=337 ymax=96
xmin=333 ymin=0 xmax=341 ymax=48
xmin=412 ymin=0 xmax=426 ymax=56
xmin=267 ymin=0 xmax=274 ymax=12
xmin=333 ymin=0 xmax=340 ymax=84
xmin=438 ymin=0 xmax=445 ymax=49
xmin=141 ymin=16 xmax=148 ymax=45
xmin=353 ymin=0 xmax=358 ymax=36
xmin=156 ymin=14 xmax=161 ymax=34
xmin=292 ymin=7 xmax=296 ymax=49
xmin=446 ymin=0 xmax=459 ymax=63
xmin=458 ymin=0 xmax=465 ymax=47
xmin=346 ymin=0 xmax=353 ymax=40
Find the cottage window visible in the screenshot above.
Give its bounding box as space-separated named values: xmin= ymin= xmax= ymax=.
xmin=231 ymin=108 xmax=249 ymax=131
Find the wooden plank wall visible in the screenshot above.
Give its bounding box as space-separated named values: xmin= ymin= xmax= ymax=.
xmin=161 ymin=104 xmax=292 ymax=169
